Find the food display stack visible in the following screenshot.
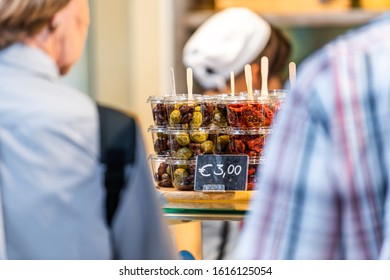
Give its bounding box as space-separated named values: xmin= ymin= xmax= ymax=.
xmin=225 ymin=90 xmax=285 ymax=189
xmin=147 ymin=90 xmax=285 ymax=192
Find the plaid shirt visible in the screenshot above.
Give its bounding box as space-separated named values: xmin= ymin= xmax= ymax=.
xmin=236 ymin=13 xmax=390 ymax=259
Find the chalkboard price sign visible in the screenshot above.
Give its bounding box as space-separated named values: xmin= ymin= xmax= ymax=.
xmin=194 ymin=155 xmax=249 ymax=191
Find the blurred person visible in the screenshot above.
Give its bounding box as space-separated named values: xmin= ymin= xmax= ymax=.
xmin=0 ymin=0 xmax=176 ymax=259
xmin=236 ymin=13 xmax=390 ymax=259
xmin=184 ymin=7 xmax=291 ymax=94
xmin=182 ymin=7 xmax=291 ymax=260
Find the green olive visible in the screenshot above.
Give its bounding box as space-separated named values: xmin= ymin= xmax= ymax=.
xmin=195 ymin=106 xmax=201 ymax=112
xmin=173 ymin=168 xmax=189 ymax=181
xmin=190 ymin=131 xmax=208 ymax=143
xmin=172 ymin=179 xmax=186 ymax=189
xmin=175 ymin=147 xmax=193 ymax=159
xmin=169 ymin=109 xmax=181 ymax=125
xmin=190 ymin=111 xmax=202 ymax=128
xmin=201 ymin=140 xmax=215 ymax=154
xmin=174 ymin=103 xmax=183 ymax=110
xmin=175 ymin=133 xmax=190 ymax=146
xmin=165 ymin=164 xmax=171 ymax=174
xmin=217 ymin=135 xmax=230 ymax=150
xmin=213 ymin=111 xmax=227 ymax=126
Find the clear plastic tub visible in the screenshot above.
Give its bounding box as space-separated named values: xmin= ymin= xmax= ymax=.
xmin=247 ymin=157 xmax=265 ymax=191
xmin=212 ymin=94 xmax=229 ymax=127
xmin=229 ymin=128 xmax=270 ymax=158
xmin=165 ymin=94 xmax=215 ymax=129
xmin=168 ymin=127 xmax=218 ymax=159
xmin=226 ymin=90 xmax=286 ymax=129
xmin=148 ymin=125 xmax=170 ymax=156
xmin=147 ymin=95 xmax=169 ymax=127
xmin=148 ymin=155 xmax=173 ymax=189
xmin=168 ymin=158 xmax=196 ymax=191
xmin=214 ymin=127 xmax=230 ymax=154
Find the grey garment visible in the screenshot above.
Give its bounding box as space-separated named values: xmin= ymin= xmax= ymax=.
xmin=0 ymin=44 xmax=177 ymax=259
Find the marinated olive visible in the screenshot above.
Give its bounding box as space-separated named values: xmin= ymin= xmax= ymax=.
xmin=179 ymin=105 xmax=194 ymax=115
xmin=190 ymin=131 xmax=208 ymax=143
xmin=153 ymin=161 xmax=173 ymax=188
xmin=175 ymin=147 xmax=193 ymax=159
xmin=201 ymin=140 xmax=214 ymax=154
xmin=175 ymin=133 xmax=190 ymax=146
xmin=154 ymin=137 xmax=169 ymax=155
xmin=165 ymin=164 xmax=171 ymax=175
xmin=201 ymin=103 xmax=215 ymax=126
xmin=216 ymin=135 xmax=230 ymax=153
xmin=152 ymin=104 xmax=168 ymax=126
xmin=157 ymin=162 xmax=168 ymax=176
xmin=174 ymin=103 xmax=184 ymax=110
xmin=160 ymin=178 xmax=173 ymax=188
xmin=173 ymin=168 xmax=189 ymax=181
xmin=188 ymin=143 xmax=201 ymax=156
xmin=169 ymin=109 xmax=181 ymax=125
xmin=213 ymin=111 xmax=227 ymax=127
xmin=190 ymin=111 xmax=202 ymax=128
xmin=180 ymin=112 xmax=193 ymax=124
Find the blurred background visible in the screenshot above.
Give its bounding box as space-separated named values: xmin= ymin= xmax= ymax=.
xmin=63 ymin=0 xmax=389 ymax=154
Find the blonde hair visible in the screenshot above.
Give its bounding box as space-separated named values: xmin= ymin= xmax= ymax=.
xmin=0 ymin=0 xmax=70 ymax=50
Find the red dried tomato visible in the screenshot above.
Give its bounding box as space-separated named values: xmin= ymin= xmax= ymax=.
xmin=246 ymin=137 xmax=264 ymax=153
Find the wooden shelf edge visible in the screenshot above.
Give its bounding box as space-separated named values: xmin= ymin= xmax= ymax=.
xmin=158 ymin=188 xmax=254 ymax=203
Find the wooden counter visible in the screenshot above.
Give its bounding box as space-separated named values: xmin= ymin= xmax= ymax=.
xmin=159 ymin=188 xmax=255 ymax=221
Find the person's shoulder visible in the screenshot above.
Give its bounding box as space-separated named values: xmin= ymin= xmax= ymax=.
xmin=36 ymin=80 xmax=96 ymax=122
xmin=296 ymin=14 xmax=390 ymax=83
xmin=326 ymin=13 xmax=390 ymax=56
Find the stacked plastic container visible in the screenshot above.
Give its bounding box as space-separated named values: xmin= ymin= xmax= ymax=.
xmin=147 ymin=90 xmax=286 ymax=191
xmin=226 ymin=90 xmax=286 ymax=190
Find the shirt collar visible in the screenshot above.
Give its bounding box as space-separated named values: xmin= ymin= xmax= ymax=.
xmin=0 ymin=43 xmax=59 ymax=80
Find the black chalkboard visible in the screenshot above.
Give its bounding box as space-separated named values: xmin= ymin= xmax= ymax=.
xmin=194 ymin=155 xmax=249 ymax=191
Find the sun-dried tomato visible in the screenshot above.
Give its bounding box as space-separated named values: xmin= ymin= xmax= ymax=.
xmin=246 ymin=137 xmax=264 ymax=153
xmin=248 ymin=166 xmax=256 ymax=175
xmin=227 ymin=102 xmax=276 ymax=128
xmin=233 ymin=139 xmax=246 ymax=153
xmin=260 ymin=104 xmax=274 ymax=126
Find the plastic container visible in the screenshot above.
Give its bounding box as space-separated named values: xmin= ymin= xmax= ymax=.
xmin=148 ymin=155 xmax=173 ymax=188
xmin=168 ymin=127 xmax=218 ymax=159
xmin=247 ymin=157 xmax=265 ymax=191
xmin=214 ymin=127 xmax=230 ymax=154
xmin=229 ymin=128 xmax=270 ymax=158
xmin=147 ymin=95 xmax=169 ymax=127
xmin=148 ymin=125 xmax=170 ymax=156
xmin=165 ymin=94 xmax=215 ymax=129
xmin=255 ymin=89 xmax=287 ymax=114
xmin=211 ymin=93 xmax=245 ymax=127
xmin=168 ymin=158 xmax=196 ymax=191
xmin=226 ymin=91 xmax=286 ymax=129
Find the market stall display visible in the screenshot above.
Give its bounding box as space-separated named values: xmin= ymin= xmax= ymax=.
xmin=147 ymin=61 xmax=287 ymax=193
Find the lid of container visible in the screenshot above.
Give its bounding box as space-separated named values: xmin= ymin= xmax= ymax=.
xmin=249 ymin=156 xmax=266 ymax=164
xmin=148 ymin=125 xmax=168 ymax=133
xmin=253 ymin=89 xmax=288 ymax=99
xmin=164 ymin=94 xmax=202 ymax=103
xmin=228 ymin=127 xmax=269 ymax=135
xmin=167 ymin=158 xmax=196 ymax=165
xmin=147 ymin=95 xmax=168 ymax=103
xmin=168 ymin=127 xmax=214 ymax=134
xmin=148 ymin=154 xmax=170 ymax=160
xmin=228 ymin=91 xmax=285 ymax=103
